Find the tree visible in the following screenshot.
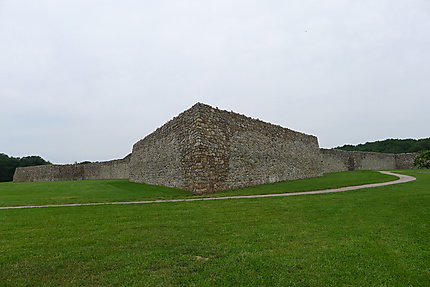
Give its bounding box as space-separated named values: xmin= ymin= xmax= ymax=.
xmin=19 ymin=155 xmax=51 ymax=167
xmin=74 ymin=161 xmax=92 ymax=165
xmin=0 ymin=153 xmax=19 ymax=182
xmin=413 ymin=150 xmax=430 ymax=169
xmin=336 ymin=138 xmax=430 ymax=153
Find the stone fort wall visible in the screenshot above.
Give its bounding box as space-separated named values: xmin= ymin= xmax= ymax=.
xmin=13 ymin=154 xmax=131 ymax=183
xmin=13 ymin=103 xmax=418 ymax=193
xmin=130 ymin=103 xmax=322 ymax=194
xmin=321 ymin=148 xmax=417 ymax=173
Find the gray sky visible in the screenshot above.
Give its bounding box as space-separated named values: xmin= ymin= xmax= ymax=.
xmin=1 ymin=0 xmax=429 ymax=164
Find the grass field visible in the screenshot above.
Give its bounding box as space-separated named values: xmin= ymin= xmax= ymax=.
xmin=0 ymin=170 xmax=396 ymax=207
xmin=1 ymin=170 xmax=429 ymax=286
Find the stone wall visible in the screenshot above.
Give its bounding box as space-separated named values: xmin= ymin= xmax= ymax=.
xmin=13 ymin=154 xmax=131 ymax=183
xmin=320 ymin=149 xmax=353 ymax=173
xmin=129 ymin=109 xmax=191 ymax=190
xmin=130 ymin=103 xmax=322 ymax=194
xmin=13 ymin=102 xmax=419 ymax=192
xmin=395 ymin=153 xmax=419 ymax=169
xmin=84 ymin=154 xmax=131 ymax=180
xmin=13 ymin=164 xmax=85 ymax=182
xmin=321 ymin=149 xmax=417 ymax=173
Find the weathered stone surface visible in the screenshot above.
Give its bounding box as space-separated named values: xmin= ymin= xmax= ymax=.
xmin=13 ymin=103 xmax=418 ymax=193
xmin=395 ymin=153 xmax=419 ymax=169
xmin=321 ymin=149 xmax=417 ymax=173
xmin=130 ymin=103 xmax=323 ymax=194
xmin=13 ymin=154 xmax=131 ymax=183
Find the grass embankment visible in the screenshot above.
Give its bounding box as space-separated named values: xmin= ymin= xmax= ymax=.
xmin=211 ymin=170 xmax=398 ymax=197
xmin=1 ymin=170 xmax=429 ymax=286
xmin=0 ymin=170 xmax=396 ymax=207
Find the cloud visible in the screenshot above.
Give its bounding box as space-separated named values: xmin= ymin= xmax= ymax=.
xmin=1 ymin=0 xmax=429 ymax=163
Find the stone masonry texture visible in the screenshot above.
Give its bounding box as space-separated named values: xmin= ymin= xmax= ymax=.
xmin=13 ymin=103 xmax=418 ymax=194
xmin=321 ymin=148 xmax=417 ymax=173
xmin=130 ymin=103 xmax=323 ymax=194
xmin=13 ymin=155 xmax=131 ymax=183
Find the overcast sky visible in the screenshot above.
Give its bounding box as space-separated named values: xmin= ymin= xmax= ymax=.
xmin=1 ymin=0 xmax=429 ymax=164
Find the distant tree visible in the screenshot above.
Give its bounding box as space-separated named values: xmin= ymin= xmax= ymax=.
xmin=336 ymin=138 xmax=430 ymax=154
xmin=74 ymin=161 xmax=92 ymax=165
xmin=19 ymin=155 xmax=51 ymax=167
xmin=413 ymin=150 xmax=430 ymax=169
xmin=0 ymin=153 xmax=20 ymax=182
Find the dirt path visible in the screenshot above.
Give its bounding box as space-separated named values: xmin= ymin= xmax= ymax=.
xmin=0 ymin=171 xmax=416 ymax=210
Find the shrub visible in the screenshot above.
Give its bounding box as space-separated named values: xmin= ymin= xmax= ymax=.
xmin=413 ymin=150 xmax=430 ymax=169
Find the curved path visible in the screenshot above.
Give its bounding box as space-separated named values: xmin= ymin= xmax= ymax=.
xmin=0 ymin=171 xmax=416 ymax=210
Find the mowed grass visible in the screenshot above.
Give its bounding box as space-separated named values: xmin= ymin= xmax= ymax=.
xmin=1 ymin=170 xmax=429 ymax=286
xmin=0 ymin=170 xmax=396 ymax=207
xmin=0 ymin=180 xmax=191 ymax=207
xmin=211 ymin=170 xmax=398 ymax=197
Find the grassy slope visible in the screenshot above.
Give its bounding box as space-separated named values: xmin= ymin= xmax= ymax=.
xmin=210 ymin=170 xmax=398 ymax=197
xmin=0 ymin=170 xmax=396 ymax=207
xmin=0 ymin=171 xmax=429 ymax=286
xmin=0 ymin=180 xmax=192 ymax=207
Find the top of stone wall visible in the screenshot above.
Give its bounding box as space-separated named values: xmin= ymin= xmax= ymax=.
xmin=134 ymin=102 xmax=317 ymax=150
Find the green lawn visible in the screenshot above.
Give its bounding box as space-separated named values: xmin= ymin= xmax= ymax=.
xmin=210 ymin=170 xmax=398 ymax=197
xmin=0 ymin=170 xmax=396 ymax=207
xmin=0 ymin=179 xmax=191 ymax=207
xmin=1 ymin=170 xmax=429 ymax=286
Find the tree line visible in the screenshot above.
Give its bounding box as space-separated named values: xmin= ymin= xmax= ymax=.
xmin=335 ymin=138 xmax=430 ymax=154
xmin=0 ymin=153 xmax=51 ymax=182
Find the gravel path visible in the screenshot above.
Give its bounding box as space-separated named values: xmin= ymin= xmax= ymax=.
xmin=0 ymin=171 xmax=416 ymax=210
